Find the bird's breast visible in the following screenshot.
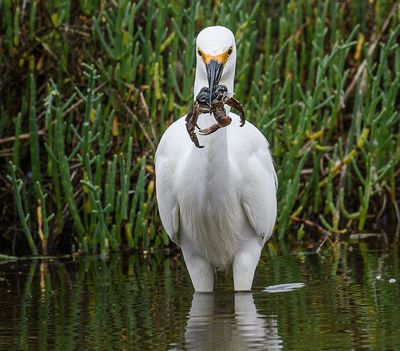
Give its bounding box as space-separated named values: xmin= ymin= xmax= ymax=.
xmin=177 ymin=158 xmax=247 ymax=269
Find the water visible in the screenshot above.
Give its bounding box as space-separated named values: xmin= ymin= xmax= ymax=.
xmin=0 ymin=241 xmax=399 ymax=350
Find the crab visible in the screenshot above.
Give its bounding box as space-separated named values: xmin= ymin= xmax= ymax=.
xmin=185 ymin=85 xmax=245 ymax=148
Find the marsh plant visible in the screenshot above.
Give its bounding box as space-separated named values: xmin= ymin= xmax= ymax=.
xmin=0 ymin=0 xmax=399 ymax=255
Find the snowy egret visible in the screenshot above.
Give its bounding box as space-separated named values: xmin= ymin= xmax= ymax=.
xmin=155 ymin=26 xmax=277 ymax=291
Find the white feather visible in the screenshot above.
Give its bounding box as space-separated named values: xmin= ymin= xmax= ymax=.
xmin=155 ymin=26 xmax=277 ymax=291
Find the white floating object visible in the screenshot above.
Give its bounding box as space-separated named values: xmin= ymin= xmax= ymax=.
xmin=389 ymin=278 xmax=396 ymax=284
xmin=376 ymin=275 xmax=382 ymax=280
xmin=263 ymin=283 xmax=305 ymax=293
xmin=349 ymin=233 xmax=384 ymax=240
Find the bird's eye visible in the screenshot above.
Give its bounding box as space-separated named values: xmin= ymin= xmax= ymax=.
xmin=197 ymin=49 xmax=202 ymax=57
xmin=227 ymin=47 xmax=233 ymax=55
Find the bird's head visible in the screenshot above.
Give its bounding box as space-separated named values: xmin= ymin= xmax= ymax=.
xmin=196 ymin=26 xmax=236 ymax=105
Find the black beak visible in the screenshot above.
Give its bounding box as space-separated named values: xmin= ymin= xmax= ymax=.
xmin=206 ymin=59 xmax=224 ymax=107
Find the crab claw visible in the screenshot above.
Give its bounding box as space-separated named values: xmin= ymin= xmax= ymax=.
xmin=211 ymin=85 xmax=228 ymax=103
xmin=196 ymin=87 xmax=210 ymax=106
xmin=225 ymin=97 xmax=245 ymax=127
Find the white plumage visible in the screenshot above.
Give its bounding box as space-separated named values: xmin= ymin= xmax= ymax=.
xmin=155 ymin=26 xmax=277 ymax=291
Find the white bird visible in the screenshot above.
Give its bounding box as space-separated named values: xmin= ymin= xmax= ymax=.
xmin=155 ymin=26 xmax=277 ymax=292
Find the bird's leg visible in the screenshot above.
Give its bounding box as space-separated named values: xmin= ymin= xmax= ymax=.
xmin=224 ymin=96 xmax=245 ymax=127
xmin=233 ymin=237 xmax=262 ymax=291
xmin=181 ymin=244 xmax=214 ymax=292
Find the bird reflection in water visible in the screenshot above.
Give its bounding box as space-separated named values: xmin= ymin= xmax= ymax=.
xmin=171 ymin=292 xmax=283 ymax=350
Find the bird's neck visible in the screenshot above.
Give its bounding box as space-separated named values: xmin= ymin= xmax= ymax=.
xmin=197 ymin=115 xmax=228 ymax=151
xmin=194 ymin=111 xmax=230 ymax=187
xmin=192 ymin=68 xmax=234 ymax=169
xmin=196 ymin=125 xmax=230 ymax=194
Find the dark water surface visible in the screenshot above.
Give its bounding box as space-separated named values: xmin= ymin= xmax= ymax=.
xmin=0 ymin=241 xmax=399 ymax=350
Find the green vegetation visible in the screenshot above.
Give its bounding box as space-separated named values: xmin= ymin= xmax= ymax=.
xmin=0 ymin=1 xmax=399 ymax=256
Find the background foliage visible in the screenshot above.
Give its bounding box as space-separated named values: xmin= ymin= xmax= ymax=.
xmin=0 ymin=0 xmax=399 ymax=256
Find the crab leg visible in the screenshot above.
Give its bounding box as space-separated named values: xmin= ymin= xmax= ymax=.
xmin=199 ymin=116 xmax=232 ymax=135
xmin=225 ymin=97 xmax=245 ymax=127
xmin=185 ymin=102 xmax=210 ymax=148
xmin=198 ymin=123 xmax=221 ymax=135
xmin=185 ymin=105 xmax=203 ymax=148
